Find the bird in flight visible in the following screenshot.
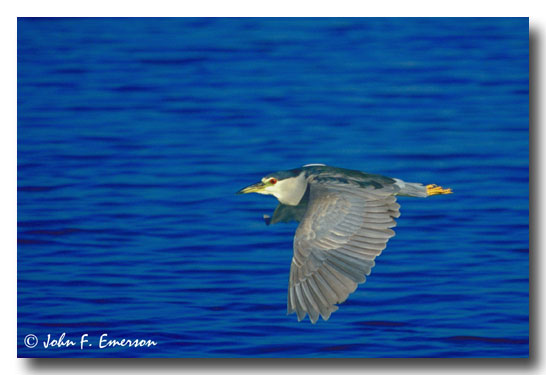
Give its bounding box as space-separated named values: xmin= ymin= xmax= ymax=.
xmin=237 ymin=164 xmax=452 ymax=323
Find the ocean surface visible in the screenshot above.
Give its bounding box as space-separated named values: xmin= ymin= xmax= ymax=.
xmin=17 ymin=18 xmax=529 ymax=358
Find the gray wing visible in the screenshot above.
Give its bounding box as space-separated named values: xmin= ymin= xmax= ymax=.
xmin=287 ymin=179 xmax=400 ymax=323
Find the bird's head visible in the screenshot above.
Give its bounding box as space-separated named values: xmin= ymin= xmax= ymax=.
xmin=237 ymin=169 xmax=307 ymax=206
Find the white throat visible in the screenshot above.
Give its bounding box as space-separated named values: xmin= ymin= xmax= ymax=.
xmin=267 ymin=172 xmax=308 ymax=206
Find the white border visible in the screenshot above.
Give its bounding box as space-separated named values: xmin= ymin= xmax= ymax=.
xmin=3 ymin=1 xmax=542 ymax=374
xmin=7 ymin=0 xmax=538 ymax=17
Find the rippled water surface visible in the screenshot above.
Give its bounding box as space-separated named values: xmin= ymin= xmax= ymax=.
xmin=17 ymin=18 xmax=529 ymax=357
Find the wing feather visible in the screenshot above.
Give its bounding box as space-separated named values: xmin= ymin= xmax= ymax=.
xmin=287 ymin=179 xmax=400 ymax=323
xmin=301 ymin=281 xmax=320 ymax=323
xmin=294 ymin=283 xmax=307 ymax=321
xmin=307 ymin=276 xmax=329 ymax=308
xmin=313 ymin=271 xmax=339 ymax=305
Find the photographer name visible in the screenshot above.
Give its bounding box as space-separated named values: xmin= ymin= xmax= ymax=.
xmin=41 ymin=333 xmax=158 ymax=350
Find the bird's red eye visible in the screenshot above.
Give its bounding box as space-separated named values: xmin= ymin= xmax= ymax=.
xmin=270 ymin=178 xmax=277 ymax=184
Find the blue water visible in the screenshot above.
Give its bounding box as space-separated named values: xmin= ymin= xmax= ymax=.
xmin=17 ymin=18 xmax=529 ymax=358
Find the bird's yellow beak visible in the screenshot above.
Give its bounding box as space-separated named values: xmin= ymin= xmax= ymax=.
xmin=236 ymin=181 xmax=266 ymax=194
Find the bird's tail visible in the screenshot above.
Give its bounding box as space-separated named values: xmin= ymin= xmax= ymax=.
xmin=394 ymin=179 xmax=452 ymax=197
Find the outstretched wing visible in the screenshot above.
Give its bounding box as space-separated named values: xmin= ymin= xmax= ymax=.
xmin=287 ymin=178 xmax=400 ymax=323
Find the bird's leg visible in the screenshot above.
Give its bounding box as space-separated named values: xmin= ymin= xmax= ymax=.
xmin=426 ymin=184 xmax=453 ymax=196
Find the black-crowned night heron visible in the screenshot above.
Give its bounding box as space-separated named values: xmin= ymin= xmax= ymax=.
xmin=237 ymin=164 xmax=452 ymax=323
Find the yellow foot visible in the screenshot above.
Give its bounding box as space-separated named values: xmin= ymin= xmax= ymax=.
xmin=426 ymin=184 xmax=453 ymax=196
